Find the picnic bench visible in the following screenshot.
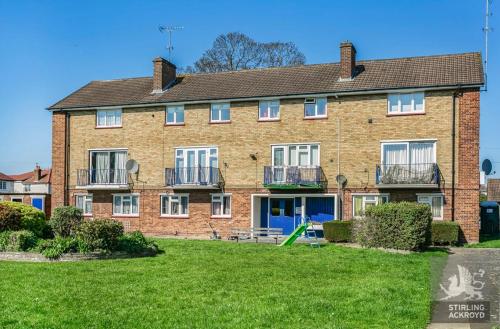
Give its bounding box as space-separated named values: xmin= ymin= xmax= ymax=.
xmin=229 ymin=227 xmax=284 ymax=244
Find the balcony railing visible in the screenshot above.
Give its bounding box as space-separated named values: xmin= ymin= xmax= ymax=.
xmin=77 ymin=169 xmax=128 ymax=187
xmin=165 ymin=167 xmax=224 ymax=188
xmin=263 ymin=166 xmax=327 ymax=189
xmin=375 ymin=163 xmax=440 ymax=187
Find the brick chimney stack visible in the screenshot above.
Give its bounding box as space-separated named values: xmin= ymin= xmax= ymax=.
xmin=339 ymin=41 xmax=356 ymax=80
xmin=33 ymin=164 xmax=41 ymax=181
xmin=152 ymin=57 xmax=176 ymax=93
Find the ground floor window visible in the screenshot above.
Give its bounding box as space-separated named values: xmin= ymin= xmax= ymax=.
xmin=417 ymin=194 xmax=443 ymax=220
xmin=353 ymin=194 xmax=389 ymax=218
xmin=113 ymin=194 xmax=139 ymax=216
xmin=76 ymin=194 xmax=93 ymax=215
xmin=161 ymin=194 xmax=188 ymax=216
xmin=211 ymin=194 xmax=231 ymax=217
xmin=11 ymin=197 xmax=23 ymax=203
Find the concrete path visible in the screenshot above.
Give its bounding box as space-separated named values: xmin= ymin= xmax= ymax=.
xmin=428 ymin=248 xmax=500 ymax=329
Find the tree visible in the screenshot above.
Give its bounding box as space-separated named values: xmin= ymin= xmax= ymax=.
xmin=191 ymin=32 xmax=306 ymax=73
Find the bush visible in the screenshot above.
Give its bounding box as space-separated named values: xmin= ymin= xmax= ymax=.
xmin=118 ymin=231 xmax=158 ymax=254
xmin=0 ymin=203 xmax=22 ymax=231
xmin=354 ymin=202 xmax=432 ymax=251
xmin=0 ymin=230 xmax=38 ymax=251
xmin=323 ymin=221 xmax=352 ymax=242
xmin=0 ymin=201 xmax=48 ymax=237
xmin=432 ymin=221 xmax=459 ymax=246
xmin=49 ymin=206 xmax=83 ymax=237
xmin=37 ymin=236 xmax=83 ymax=259
xmin=76 ymin=219 xmax=124 ymax=251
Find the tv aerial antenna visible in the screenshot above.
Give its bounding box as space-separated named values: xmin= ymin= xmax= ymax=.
xmin=158 ymin=25 xmax=184 ymax=61
xmin=483 ymin=0 xmax=493 ymax=91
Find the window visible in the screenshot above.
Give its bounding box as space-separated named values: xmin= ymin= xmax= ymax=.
xmin=418 ymin=194 xmax=443 ymax=220
xmin=259 ymin=100 xmax=280 ymax=120
xmin=382 ymin=141 xmax=435 ymax=165
xmin=76 ymin=194 xmax=93 ymax=215
xmin=113 ymin=194 xmax=139 ymax=216
xmin=24 ymin=184 xmax=31 ymax=192
xmin=210 ymin=103 xmax=230 ymax=122
xmin=304 ymin=98 xmax=327 ymax=118
xmin=353 ymin=194 xmax=389 ymax=218
xmin=11 ymin=197 xmax=23 ymax=203
xmin=166 ymin=105 xmax=184 ymax=124
xmin=0 ymin=181 xmax=7 ymax=190
xmin=387 ymin=92 xmax=425 ymax=114
xmin=211 ymin=194 xmax=231 ymax=217
xmin=174 ymin=147 xmax=218 ymax=184
xmin=96 ymin=109 xmax=122 ymax=127
xmin=90 ymin=150 xmax=127 ymax=184
xmin=272 ymin=144 xmax=320 ymax=167
xmin=161 ymin=194 xmax=189 ymax=216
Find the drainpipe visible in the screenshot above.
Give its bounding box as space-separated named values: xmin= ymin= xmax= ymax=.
xmin=451 ymin=89 xmax=460 ymax=221
xmin=65 ymin=111 xmax=71 ymax=206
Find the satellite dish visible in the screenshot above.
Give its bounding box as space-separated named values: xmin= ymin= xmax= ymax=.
xmin=336 ymin=174 xmax=347 ymax=187
xmin=482 ymin=159 xmax=493 ymax=175
xmin=126 ymin=159 xmax=139 ymax=174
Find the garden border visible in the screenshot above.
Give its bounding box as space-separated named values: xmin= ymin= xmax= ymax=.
xmin=0 ymin=250 xmax=157 ymax=262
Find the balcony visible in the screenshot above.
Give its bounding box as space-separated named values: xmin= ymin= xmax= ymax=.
xmin=76 ymin=169 xmax=129 ymax=189
xmin=263 ymin=166 xmax=327 ymax=189
xmin=375 ymin=163 xmax=440 ymax=188
xmin=165 ymin=167 xmax=224 ymax=189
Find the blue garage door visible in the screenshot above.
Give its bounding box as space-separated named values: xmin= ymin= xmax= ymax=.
xmin=269 ymin=198 xmax=295 ymax=235
xmin=32 ymin=198 xmax=43 ymax=211
xmin=306 ymin=197 xmax=335 ymax=223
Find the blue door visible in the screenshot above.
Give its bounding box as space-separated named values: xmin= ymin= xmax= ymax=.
xmin=269 ymin=198 xmax=295 ymax=234
xmin=32 ymin=198 xmax=43 ymax=211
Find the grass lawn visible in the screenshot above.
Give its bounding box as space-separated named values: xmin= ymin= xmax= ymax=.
xmin=0 ymin=239 xmax=445 ymax=329
xmin=467 ymin=233 xmax=500 ymax=248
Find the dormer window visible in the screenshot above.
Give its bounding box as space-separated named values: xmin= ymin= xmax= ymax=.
xmin=96 ymin=109 xmax=122 ymax=127
xmin=387 ymin=92 xmax=425 ymax=115
xmin=304 ymin=98 xmax=327 ymax=118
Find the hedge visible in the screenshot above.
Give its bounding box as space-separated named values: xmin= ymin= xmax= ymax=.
xmin=0 ymin=201 xmax=48 ymax=237
xmin=431 ymin=221 xmax=459 ymax=246
xmin=49 ymin=206 xmax=83 ymax=237
xmin=323 ymin=221 xmax=352 ymax=242
xmin=76 ymin=219 xmax=124 ymax=251
xmin=0 ymin=203 xmax=22 ymax=231
xmin=0 ymin=230 xmax=38 ymax=252
xmin=354 ymin=202 xmax=432 ymax=251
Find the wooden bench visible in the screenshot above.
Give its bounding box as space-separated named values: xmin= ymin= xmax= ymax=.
xmin=229 ymin=227 xmax=284 ymax=244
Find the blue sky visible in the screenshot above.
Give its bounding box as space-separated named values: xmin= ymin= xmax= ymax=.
xmin=0 ymin=0 xmax=497 ymax=176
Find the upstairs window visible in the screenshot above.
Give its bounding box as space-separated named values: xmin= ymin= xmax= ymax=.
xmin=387 ymin=92 xmax=424 ymax=114
xmin=0 ymin=181 xmax=7 ymax=190
xmin=304 ymin=98 xmax=327 ymax=118
xmin=259 ymin=100 xmax=280 ymax=120
xmin=166 ymin=105 xmax=184 ymax=125
xmin=97 ymin=109 xmax=122 ymax=127
xmin=210 ymin=103 xmax=230 ymax=123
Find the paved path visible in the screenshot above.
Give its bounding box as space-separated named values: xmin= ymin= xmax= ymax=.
xmin=428 ymin=248 xmax=500 ymax=329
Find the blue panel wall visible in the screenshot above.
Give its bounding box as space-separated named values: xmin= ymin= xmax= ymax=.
xmin=260 ymin=197 xmax=268 ymax=228
xmin=306 ymin=197 xmax=335 ymax=222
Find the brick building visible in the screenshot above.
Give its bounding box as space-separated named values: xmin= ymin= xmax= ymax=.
xmin=48 ymin=42 xmax=483 ymax=242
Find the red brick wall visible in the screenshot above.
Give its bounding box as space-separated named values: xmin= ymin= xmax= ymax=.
xmin=51 ymin=112 xmax=67 ymax=212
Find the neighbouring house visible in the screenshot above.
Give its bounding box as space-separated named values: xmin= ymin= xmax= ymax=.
xmin=487 ymin=179 xmax=500 ymax=202
xmin=0 ymin=165 xmax=52 ymax=216
xmin=48 ymin=41 xmax=483 ymax=242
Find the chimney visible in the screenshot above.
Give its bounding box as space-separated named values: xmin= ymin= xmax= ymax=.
xmin=339 ymin=41 xmax=356 ymax=80
xmin=33 ymin=164 xmax=41 ymax=182
xmin=152 ymin=57 xmax=176 ymax=93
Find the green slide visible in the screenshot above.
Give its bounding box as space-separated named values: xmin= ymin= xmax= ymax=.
xmin=279 ymin=223 xmax=308 ymax=246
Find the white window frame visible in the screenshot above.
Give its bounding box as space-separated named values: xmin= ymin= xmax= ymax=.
xmin=75 ymin=194 xmax=93 ymax=216
xmin=352 ymin=193 xmax=389 ymax=218
xmin=271 ymin=144 xmax=320 ymax=167
xmin=211 ymin=193 xmax=232 ymax=218
xmin=166 ymin=105 xmax=185 ymax=125
xmin=210 ymin=103 xmax=231 ymax=123
xmin=0 ymin=181 xmax=7 ymax=191
xmin=96 ymin=108 xmax=123 ymax=128
xmin=380 ymin=140 xmax=437 ymax=165
xmin=112 ymin=193 xmax=139 ymax=216
xmin=417 ymin=193 xmax=444 ymax=220
xmin=304 ymin=97 xmax=328 ymax=118
xmin=160 ymin=193 xmax=189 ymax=217
xmin=258 ymin=100 xmax=280 ymax=121
xmin=387 ymin=92 xmax=425 ymax=115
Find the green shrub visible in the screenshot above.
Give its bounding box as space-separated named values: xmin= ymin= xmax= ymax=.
xmin=49 ymin=206 xmax=83 ymax=237
xmin=0 ymin=201 xmax=48 ymax=237
xmin=354 ymin=202 xmax=432 ymax=251
xmin=118 ymin=231 xmax=158 ymax=254
xmin=0 ymin=203 xmax=22 ymax=231
xmin=323 ymin=221 xmax=352 ymax=242
xmin=0 ymin=230 xmax=38 ymax=251
xmin=431 ymin=221 xmax=459 ymax=246
xmin=37 ymin=236 xmax=84 ymax=259
xmin=76 ymin=219 xmax=124 ymax=251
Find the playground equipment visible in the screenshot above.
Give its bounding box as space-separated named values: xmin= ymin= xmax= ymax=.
xmin=279 ymin=219 xmax=320 ymax=248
